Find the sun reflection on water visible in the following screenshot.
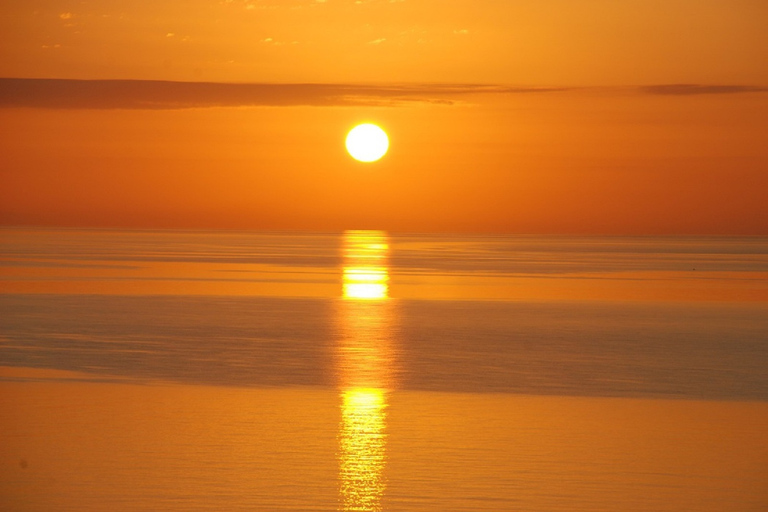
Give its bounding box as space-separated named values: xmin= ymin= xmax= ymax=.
xmin=342 ymin=231 xmax=389 ymax=301
xmin=337 ymin=230 xmax=396 ymax=512
xmin=339 ymin=388 xmax=387 ymax=512
xmin=343 ymin=267 xmax=388 ymax=300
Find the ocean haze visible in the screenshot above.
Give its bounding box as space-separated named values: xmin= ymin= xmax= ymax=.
xmin=2 ymin=229 xmax=767 ymax=399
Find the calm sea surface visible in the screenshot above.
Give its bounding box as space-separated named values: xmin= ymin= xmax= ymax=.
xmin=1 ymin=229 xmax=767 ymax=511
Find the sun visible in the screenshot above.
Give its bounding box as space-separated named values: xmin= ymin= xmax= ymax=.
xmin=346 ymin=124 xmax=389 ymax=163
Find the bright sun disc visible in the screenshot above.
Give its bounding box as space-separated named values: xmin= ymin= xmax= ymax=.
xmin=346 ymin=124 xmax=389 ymax=162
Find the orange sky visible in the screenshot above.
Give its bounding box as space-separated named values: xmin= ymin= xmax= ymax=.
xmin=1 ymin=0 xmax=767 ymax=234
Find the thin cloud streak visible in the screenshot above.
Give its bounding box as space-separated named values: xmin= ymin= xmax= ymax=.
xmin=0 ymin=78 xmax=567 ymax=109
xmin=1 ymin=79 xmax=766 ymax=110
xmin=641 ymin=84 xmax=768 ymax=95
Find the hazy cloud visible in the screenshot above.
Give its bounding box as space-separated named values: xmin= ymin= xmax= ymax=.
xmin=0 ymin=78 xmax=569 ymax=110
xmin=641 ymin=84 xmax=768 ymax=95
xmin=9 ymin=79 xmax=763 ymax=110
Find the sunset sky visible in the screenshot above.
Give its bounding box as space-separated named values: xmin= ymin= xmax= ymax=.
xmin=1 ymin=0 xmax=767 ymax=234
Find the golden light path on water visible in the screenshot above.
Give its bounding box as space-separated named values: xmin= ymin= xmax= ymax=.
xmin=338 ymin=230 xmax=396 ymax=512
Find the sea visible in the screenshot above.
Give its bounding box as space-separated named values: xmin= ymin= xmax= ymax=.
xmin=1 ymin=228 xmax=767 ymax=511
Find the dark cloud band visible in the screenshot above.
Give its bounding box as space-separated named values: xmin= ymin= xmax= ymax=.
xmin=0 ymin=78 xmax=566 ymax=109
xmin=1 ymin=78 xmax=765 ymax=109
xmin=641 ymin=84 xmax=768 ymax=95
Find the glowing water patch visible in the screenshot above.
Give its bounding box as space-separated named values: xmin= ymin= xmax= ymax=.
xmin=339 ymin=388 xmax=387 ymax=511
